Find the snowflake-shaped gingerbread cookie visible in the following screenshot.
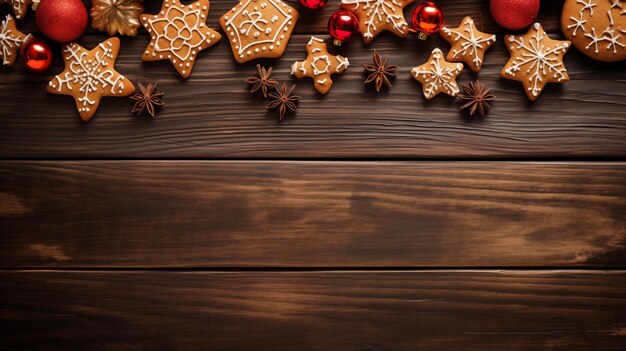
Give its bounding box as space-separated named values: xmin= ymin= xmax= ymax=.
xmin=440 ymin=16 xmax=496 ymax=72
xmin=561 ymin=0 xmax=626 ymax=61
xmin=291 ymin=36 xmax=349 ymax=94
xmin=220 ymin=0 xmax=298 ymax=63
xmin=0 ymin=14 xmax=30 ymax=66
xmin=341 ymin=0 xmax=414 ymax=44
xmin=501 ymin=23 xmax=571 ymax=101
xmin=0 ymin=0 xmax=33 ymax=20
xmin=47 ymin=37 xmax=136 ymax=122
xmin=140 ymin=0 xmax=221 ymax=78
xmin=411 ymin=48 xmax=463 ymax=99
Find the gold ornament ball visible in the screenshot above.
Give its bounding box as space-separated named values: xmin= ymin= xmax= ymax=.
xmin=90 ymin=0 xmax=145 ymax=36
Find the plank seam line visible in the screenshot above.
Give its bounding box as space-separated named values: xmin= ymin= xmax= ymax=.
xmin=1 ymin=267 xmax=625 ymax=272
xmin=2 ymin=158 xmax=626 ymax=162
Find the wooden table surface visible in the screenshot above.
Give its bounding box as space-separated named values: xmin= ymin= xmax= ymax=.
xmin=1 ymin=0 xmax=625 ymax=350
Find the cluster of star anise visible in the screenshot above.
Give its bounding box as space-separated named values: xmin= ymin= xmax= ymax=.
xmin=246 ymin=64 xmax=300 ymax=121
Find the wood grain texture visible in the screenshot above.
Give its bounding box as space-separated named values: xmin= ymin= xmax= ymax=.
xmin=1 ymin=270 xmax=625 ymax=350
xmin=1 ymin=161 xmax=624 ymax=268
xmin=1 ymin=34 xmax=625 ymax=158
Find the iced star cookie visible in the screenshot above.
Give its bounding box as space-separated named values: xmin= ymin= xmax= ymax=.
xmin=440 ymin=16 xmax=496 ymax=72
xmin=501 ymin=23 xmax=571 ymax=101
xmin=220 ymin=0 xmax=298 ymax=63
xmin=291 ymin=36 xmax=350 ymax=94
xmin=47 ymin=37 xmax=136 ymax=122
xmin=0 ymin=14 xmax=30 ymax=66
xmin=561 ymin=0 xmax=626 ymax=62
xmin=341 ymin=0 xmax=414 ymax=44
xmin=411 ymin=48 xmax=463 ymax=99
xmin=0 ymin=0 xmax=33 ymax=20
xmin=140 ymin=0 xmax=221 ymax=78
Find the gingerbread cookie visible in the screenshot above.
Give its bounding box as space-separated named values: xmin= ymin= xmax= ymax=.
xmin=561 ymin=0 xmax=626 ymax=62
xmin=220 ymin=0 xmax=298 ymax=63
xmin=440 ymin=16 xmax=496 ymax=72
xmin=502 ymin=23 xmax=570 ymax=101
xmin=0 ymin=14 xmax=30 ymax=66
xmin=47 ymin=37 xmax=135 ymax=122
xmin=341 ymin=0 xmax=414 ymax=44
xmin=140 ymin=0 xmax=221 ymax=78
xmin=0 ymin=0 xmax=33 ymax=20
xmin=291 ymin=36 xmax=350 ymax=94
xmin=411 ymin=48 xmax=463 ymax=99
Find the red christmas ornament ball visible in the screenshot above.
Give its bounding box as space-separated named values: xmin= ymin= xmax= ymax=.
xmin=328 ymin=10 xmax=359 ymax=46
xmin=411 ymin=1 xmax=445 ymax=40
xmin=299 ymin=0 xmax=327 ymax=10
xmin=490 ymin=0 xmax=540 ymax=30
xmin=21 ymin=37 xmax=54 ymax=72
xmin=36 ymin=0 xmax=88 ymax=43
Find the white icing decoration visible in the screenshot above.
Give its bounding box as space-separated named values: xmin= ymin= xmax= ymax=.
xmin=317 ymin=78 xmax=327 ymax=84
xmin=336 ymin=56 xmax=349 ymax=71
xmin=0 ymin=14 xmax=30 ymax=65
xmin=3 ymin=0 xmax=29 ymax=18
xmin=411 ymin=48 xmax=461 ymax=99
xmin=341 ymin=0 xmax=407 ymax=40
xmin=441 ymin=17 xmax=496 ymax=68
xmin=312 ymin=55 xmax=330 ymax=75
xmin=567 ymin=0 xmax=626 ymax=55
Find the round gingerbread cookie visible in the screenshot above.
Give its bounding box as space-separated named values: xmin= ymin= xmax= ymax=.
xmin=561 ymin=0 xmax=626 ymax=62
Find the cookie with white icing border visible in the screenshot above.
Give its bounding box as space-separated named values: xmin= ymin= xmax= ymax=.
xmin=220 ymin=0 xmax=298 ymax=63
xmin=411 ymin=48 xmax=463 ymax=99
xmin=140 ymin=0 xmax=221 ymax=78
xmin=0 ymin=14 xmax=30 ymax=66
xmin=341 ymin=0 xmax=414 ymax=44
xmin=561 ymin=0 xmax=626 ymax=62
xmin=501 ymin=23 xmax=570 ymax=101
xmin=440 ymin=16 xmax=496 ymax=72
xmin=47 ymin=37 xmax=136 ymax=122
xmin=291 ymin=36 xmax=349 ymax=94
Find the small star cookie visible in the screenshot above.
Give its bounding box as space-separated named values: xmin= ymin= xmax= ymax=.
xmin=341 ymin=0 xmax=414 ymax=44
xmin=502 ymin=23 xmax=571 ymax=101
xmin=220 ymin=0 xmax=299 ymax=63
xmin=440 ymin=16 xmax=496 ymax=72
xmin=47 ymin=37 xmax=136 ymax=122
xmin=140 ymin=0 xmax=221 ymax=78
xmin=411 ymin=48 xmax=463 ymax=99
xmin=0 ymin=14 xmax=30 ymax=66
xmin=0 ymin=0 xmax=33 ymax=20
xmin=291 ymin=36 xmax=350 ymax=94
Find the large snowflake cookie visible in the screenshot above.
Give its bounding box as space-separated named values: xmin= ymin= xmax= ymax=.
xmin=0 ymin=14 xmax=30 ymax=66
xmin=561 ymin=0 xmax=626 ymax=61
xmin=341 ymin=0 xmax=414 ymax=44
xmin=440 ymin=16 xmax=496 ymax=72
xmin=0 ymin=0 xmax=33 ymax=20
xmin=47 ymin=37 xmax=136 ymax=122
xmin=140 ymin=0 xmax=221 ymax=78
xmin=220 ymin=0 xmax=298 ymax=63
xmin=291 ymin=36 xmax=349 ymax=94
xmin=502 ymin=23 xmax=571 ymax=101
xmin=411 ymin=48 xmax=463 ymax=99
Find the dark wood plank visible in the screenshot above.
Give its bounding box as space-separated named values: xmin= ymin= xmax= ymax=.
xmin=1 ymin=270 xmax=625 ymax=350
xmin=1 ymin=161 xmax=625 ymax=267
xmin=1 ymin=33 xmax=625 ymax=159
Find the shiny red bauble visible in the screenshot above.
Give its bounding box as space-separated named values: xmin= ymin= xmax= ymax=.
xmin=299 ymin=0 xmax=327 ymax=10
xmin=490 ymin=0 xmax=539 ymax=30
xmin=411 ymin=1 xmax=445 ymax=40
xmin=36 ymin=0 xmax=88 ymax=43
xmin=21 ymin=37 xmax=54 ymax=72
xmin=328 ymin=10 xmax=359 ymax=46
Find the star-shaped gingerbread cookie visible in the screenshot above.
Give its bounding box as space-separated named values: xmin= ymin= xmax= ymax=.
xmin=47 ymin=37 xmax=136 ymax=122
xmin=291 ymin=36 xmax=350 ymax=94
xmin=220 ymin=0 xmax=299 ymax=63
xmin=440 ymin=16 xmax=496 ymax=72
xmin=0 ymin=14 xmax=30 ymax=66
xmin=0 ymin=0 xmax=33 ymax=20
xmin=501 ymin=23 xmax=571 ymax=101
xmin=140 ymin=0 xmax=221 ymax=78
xmin=411 ymin=48 xmax=463 ymax=99
xmin=341 ymin=0 xmax=414 ymax=44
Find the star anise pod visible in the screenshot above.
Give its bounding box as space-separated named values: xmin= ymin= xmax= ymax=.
xmin=266 ymin=83 xmax=300 ymax=121
xmin=246 ymin=64 xmax=278 ymax=98
xmin=130 ymin=82 xmax=165 ymax=117
xmin=363 ymin=50 xmax=399 ymax=92
xmin=458 ymin=81 xmax=496 ymax=117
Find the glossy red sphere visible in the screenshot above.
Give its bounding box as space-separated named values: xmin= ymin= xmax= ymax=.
xmin=328 ymin=10 xmax=359 ymax=44
xmin=21 ymin=38 xmax=53 ymax=72
xmin=36 ymin=0 xmax=88 ymax=43
xmin=490 ymin=0 xmax=539 ymax=30
xmin=299 ymin=0 xmax=327 ymax=10
xmin=411 ymin=1 xmax=445 ymax=38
